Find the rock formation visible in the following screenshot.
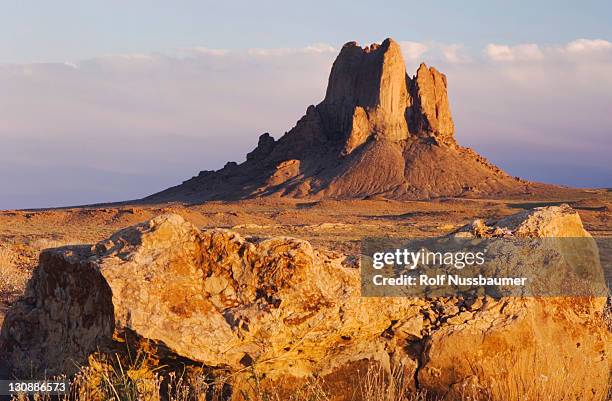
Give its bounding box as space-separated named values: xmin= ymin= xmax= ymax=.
xmin=1 ymin=205 xmax=609 ymax=400
xmin=145 ymin=38 xmax=565 ymax=203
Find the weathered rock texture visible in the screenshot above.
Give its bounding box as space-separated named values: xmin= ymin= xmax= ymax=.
xmin=145 ymin=38 xmax=567 ymax=203
xmin=1 ymin=206 xmax=610 ymax=400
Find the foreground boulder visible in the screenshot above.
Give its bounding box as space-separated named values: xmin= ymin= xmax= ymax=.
xmin=1 ymin=206 xmax=610 ymax=400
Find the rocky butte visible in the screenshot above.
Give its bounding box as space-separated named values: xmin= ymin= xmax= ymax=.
xmin=145 ymin=38 xmax=567 ymax=203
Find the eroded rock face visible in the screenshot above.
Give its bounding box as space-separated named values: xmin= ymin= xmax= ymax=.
xmin=409 ymin=64 xmax=455 ymax=144
xmin=320 ymin=39 xmax=455 ymax=152
xmin=320 ymin=39 xmax=411 ymax=151
xmin=1 ymin=206 xmax=609 ymax=401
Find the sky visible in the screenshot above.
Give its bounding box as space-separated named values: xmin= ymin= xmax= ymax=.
xmin=0 ymin=1 xmax=611 ymax=209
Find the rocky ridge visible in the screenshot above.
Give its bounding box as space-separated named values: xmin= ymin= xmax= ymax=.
xmin=1 ymin=205 xmax=609 ymax=400
xmin=145 ymin=38 xmax=563 ymax=203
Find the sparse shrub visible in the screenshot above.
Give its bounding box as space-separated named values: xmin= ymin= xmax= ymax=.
xmin=77 ymin=352 xmax=162 ymax=401
xmin=237 ymin=373 xmax=330 ymax=401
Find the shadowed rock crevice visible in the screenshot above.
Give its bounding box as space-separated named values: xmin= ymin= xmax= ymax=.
xmin=0 ymin=245 xmax=115 ymax=377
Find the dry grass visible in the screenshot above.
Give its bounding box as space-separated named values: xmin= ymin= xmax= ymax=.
xmin=358 ymin=364 xmax=429 ymax=401
xmin=7 ymin=358 xmax=426 ymax=401
xmin=7 ymin=353 xmax=612 ymax=401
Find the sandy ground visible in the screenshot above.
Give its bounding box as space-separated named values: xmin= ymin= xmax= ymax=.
xmin=1 ymin=192 xmax=611 ymax=325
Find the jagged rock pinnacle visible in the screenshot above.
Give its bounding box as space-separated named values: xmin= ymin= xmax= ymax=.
xmin=319 ymin=38 xmax=455 ymax=154
xmin=409 ymin=63 xmax=455 ymax=143
xmin=320 ymin=38 xmax=410 ymax=154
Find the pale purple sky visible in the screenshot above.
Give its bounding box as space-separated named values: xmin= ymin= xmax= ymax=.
xmin=1 ymin=4 xmax=611 ymax=209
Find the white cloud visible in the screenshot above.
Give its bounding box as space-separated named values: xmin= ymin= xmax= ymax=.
xmin=184 ymin=47 xmax=230 ymax=57
xmin=485 ymin=44 xmax=512 ymax=61
xmin=247 ymin=44 xmax=336 ymax=57
xmin=399 ymin=41 xmax=428 ymax=62
xmin=565 ymin=38 xmax=612 ymax=53
xmin=441 ymin=44 xmax=471 ymax=64
xmin=485 ymin=39 xmax=612 ymax=63
xmin=485 ymin=43 xmax=543 ymax=61
xmin=303 ymin=43 xmax=337 ymax=53
xmin=63 ymin=61 xmax=79 ymax=69
xmin=100 ymin=53 xmax=158 ymax=61
xmin=399 ymin=41 xmax=471 ymax=66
